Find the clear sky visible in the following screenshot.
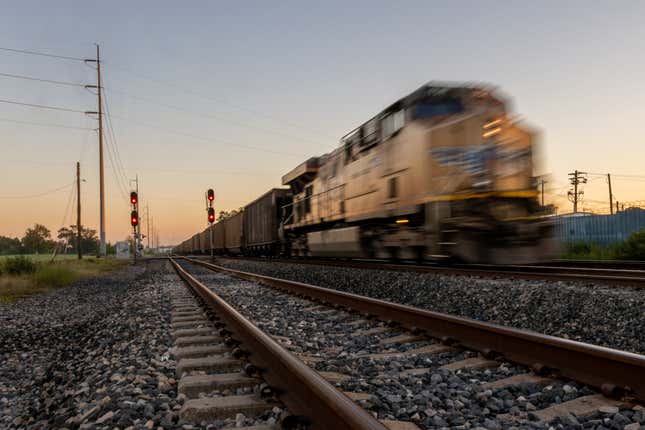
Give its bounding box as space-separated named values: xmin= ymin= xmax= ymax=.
xmin=1 ymin=1 xmax=644 ymax=245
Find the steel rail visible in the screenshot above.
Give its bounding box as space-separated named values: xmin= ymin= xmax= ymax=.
xmin=203 ymin=255 xmax=645 ymax=287
xmin=185 ymin=257 xmax=645 ymax=402
xmin=169 ymin=258 xmax=387 ymax=430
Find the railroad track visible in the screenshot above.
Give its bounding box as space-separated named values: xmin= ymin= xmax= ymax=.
xmin=192 ymin=255 xmax=645 ymax=287
xmin=168 ymin=256 xmax=645 ymax=429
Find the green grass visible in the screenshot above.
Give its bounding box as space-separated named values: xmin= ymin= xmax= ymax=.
xmin=0 ymin=253 xmax=78 ymax=262
xmin=0 ymin=257 xmax=128 ymax=303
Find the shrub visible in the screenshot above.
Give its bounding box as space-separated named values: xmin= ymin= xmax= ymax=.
xmin=615 ymin=229 xmax=645 ymax=260
xmin=33 ymin=265 xmax=78 ymax=288
xmin=3 ymin=256 xmax=37 ymax=275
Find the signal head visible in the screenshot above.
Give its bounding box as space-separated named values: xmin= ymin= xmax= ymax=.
xmin=207 ymin=189 xmax=215 ymax=202
xmin=131 ymin=210 xmax=139 ymax=226
xmin=130 ymin=191 xmax=138 ymax=205
xmin=208 ymin=207 xmax=215 ymax=223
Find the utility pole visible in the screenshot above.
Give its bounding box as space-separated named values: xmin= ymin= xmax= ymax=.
xmin=567 ymin=170 xmax=587 ymax=213
xmin=146 ymin=204 xmax=150 ymax=249
xmin=539 ymin=178 xmax=546 ymax=207
xmin=97 ymin=45 xmax=106 ymax=256
xmin=84 ymin=44 xmax=106 ymax=256
xmin=76 ymin=162 xmax=82 ymax=260
xmin=607 ymin=173 xmax=614 ymax=215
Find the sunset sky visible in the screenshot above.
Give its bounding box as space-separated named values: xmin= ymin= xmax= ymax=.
xmin=1 ymin=1 xmax=644 ymax=245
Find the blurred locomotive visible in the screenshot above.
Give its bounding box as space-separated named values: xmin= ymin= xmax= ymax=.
xmin=175 ymin=83 xmax=556 ymax=264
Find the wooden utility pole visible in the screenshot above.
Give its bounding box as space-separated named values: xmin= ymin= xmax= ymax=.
xmin=146 ymin=204 xmax=150 ymax=249
xmin=96 ymin=45 xmax=106 ymax=256
xmin=84 ymin=45 xmax=105 ymax=256
xmin=76 ymin=162 xmax=82 ymax=260
xmin=607 ymin=173 xmax=614 ymax=215
xmin=568 ymin=170 xmax=587 ymax=213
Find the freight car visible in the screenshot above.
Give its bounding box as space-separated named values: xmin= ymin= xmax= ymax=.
xmin=243 ymin=188 xmax=291 ymax=255
xmin=174 ymin=82 xmax=555 ymax=264
xmin=224 ymin=211 xmax=244 ymax=253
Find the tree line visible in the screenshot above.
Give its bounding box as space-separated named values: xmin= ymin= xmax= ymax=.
xmin=0 ymin=223 xmax=103 ymax=255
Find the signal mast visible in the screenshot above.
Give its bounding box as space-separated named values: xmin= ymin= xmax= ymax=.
xmin=206 ymin=189 xmax=215 ymax=261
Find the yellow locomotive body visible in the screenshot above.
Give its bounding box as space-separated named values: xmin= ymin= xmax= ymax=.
xmin=281 ymin=83 xmax=556 ymax=263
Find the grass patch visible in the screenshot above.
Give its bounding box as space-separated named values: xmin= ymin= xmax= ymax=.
xmin=0 ymin=257 xmax=128 ymax=303
xmin=33 ymin=265 xmax=78 ymax=288
xmin=560 ymin=229 xmax=645 ymax=260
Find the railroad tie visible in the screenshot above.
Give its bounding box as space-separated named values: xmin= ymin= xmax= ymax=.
xmin=171 ymin=326 xmax=217 ymax=340
xmin=171 ymin=315 xmax=208 ymax=325
xmin=179 ymin=394 xmax=273 ymax=421
xmin=176 ymin=355 xmax=242 ymax=378
xmin=353 ymin=326 xmax=392 ymax=336
xmin=318 ymin=371 xmax=352 ymax=383
xmin=175 ymin=335 xmax=222 ymax=347
xmin=379 ymin=334 xmax=425 ymax=346
xmin=497 ymin=394 xmax=628 ymax=422
xmin=380 ymin=420 xmax=423 ymax=430
xmin=170 ymin=319 xmax=211 ymax=330
xmin=172 ymin=344 xmax=229 ymax=360
xmin=439 ymin=356 xmax=499 ymax=371
xmin=480 ymin=373 xmax=554 ymax=390
xmin=358 ymin=343 xmax=454 ymax=360
xmin=179 ymin=373 xmax=259 ymax=398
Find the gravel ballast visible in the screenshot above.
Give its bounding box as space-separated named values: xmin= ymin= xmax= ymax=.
xmin=178 ymin=261 xmax=645 ymax=430
xmin=1 ymin=261 xmax=189 ymax=430
xmin=215 ymin=258 xmax=645 ymax=355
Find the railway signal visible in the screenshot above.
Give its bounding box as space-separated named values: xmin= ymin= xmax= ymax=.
xmin=205 ymin=188 xmax=216 ymax=261
xmin=131 ymin=210 xmax=139 ymax=226
xmin=129 ymin=179 xmax=140 ymax=263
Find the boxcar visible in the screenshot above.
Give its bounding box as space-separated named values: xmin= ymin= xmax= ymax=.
xmin=213 ymin=221 xmax=225 ymax=251
xmin=199 ymin=228 xmax=210 ymax=254
xmin=224 ymin=211 xmax=244 ymax=253
xmin=191 ymin=233 xmax=200 ymax=254
xmin=243 ymin=188 xmax=291 ymax=255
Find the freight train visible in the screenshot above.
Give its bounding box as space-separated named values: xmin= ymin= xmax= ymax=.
xmin=175 ymin=83 xmax=556 ymax=264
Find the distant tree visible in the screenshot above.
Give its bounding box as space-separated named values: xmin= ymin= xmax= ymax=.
xmin=217 ymin=209 xmax=241 ymax=222
xmin=56 ymin=225 xmax=99 ymax=254
xmin=21 ymin=224 xmax=54 ymax=254
xmin=0 ymin=236 xmax=22 ymax=255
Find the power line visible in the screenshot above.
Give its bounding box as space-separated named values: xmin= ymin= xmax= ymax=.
xmin=0 ymin=46 xmax=85 ymax=61
xmin=104 ymin=86 xmax=329 ymax=147
xmin=0 ymin=72 xmax=86 ymax=87
xmin=0 ymin=182 xmax=74 ymax=199
xmin=102 ymin=88 xmax=130 ymax=190
xmin=103 ymin=62 xmax=338 ymax=140
xmin=107 ymin=112 xmax=308 ymax=158
xmin=0 ymin=98 xmax=86 ymax=113
xmin=0 ymin=117 xmax=92 ymax=130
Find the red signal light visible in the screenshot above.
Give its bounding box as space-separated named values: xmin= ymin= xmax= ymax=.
xmin=130 ymin=191 xmax=138 ymax=205
xmin=207 ymin=189 xmax=214 ymax=202
xmin=208 ymin=207 xmax=215 ymax=223
xmin=131 ymin=210 xmax=139 ymax=226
